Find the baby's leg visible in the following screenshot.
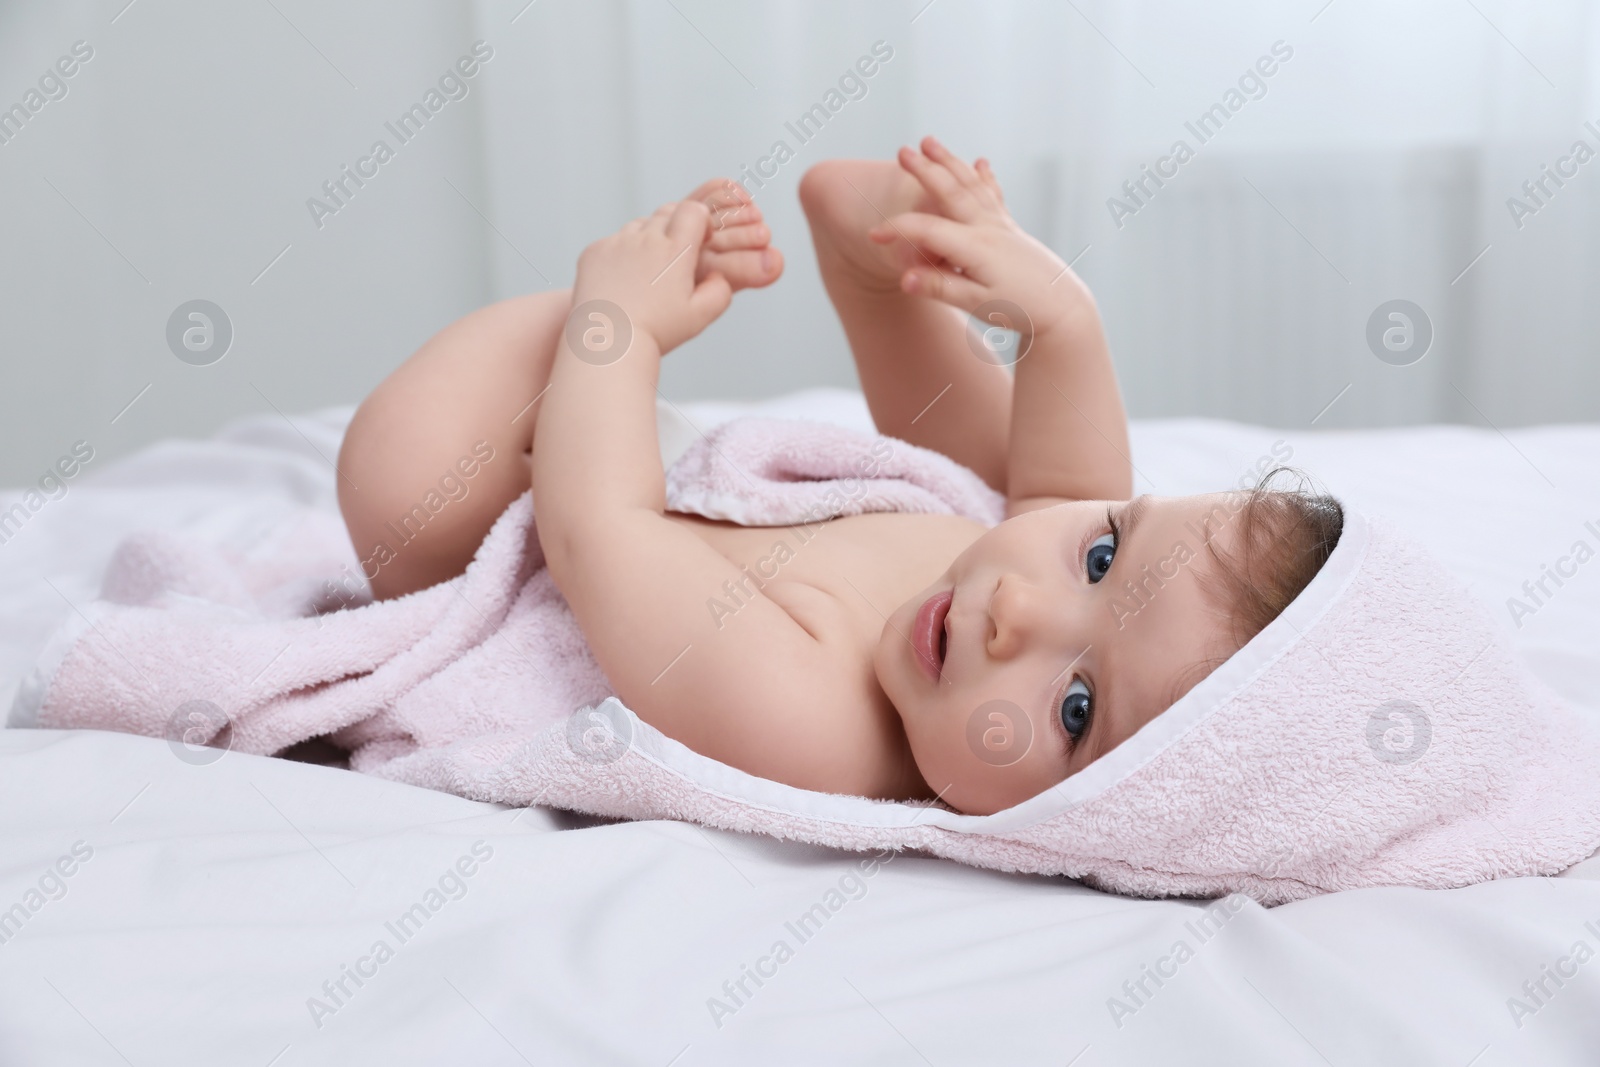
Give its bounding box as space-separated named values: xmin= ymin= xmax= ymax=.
xmin=799 ymin=156 xmax=1013 ymax=491
xmin=337 ymin=289 xmax=572 ymax=601
xmin=339 ymin=178 xmax=782 ymax=601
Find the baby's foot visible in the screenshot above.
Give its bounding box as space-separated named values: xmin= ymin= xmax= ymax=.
xmin=799 ymin=157 xmax=948 ymax=296
xmin=684 ymin=178 xmax=784 ymax=290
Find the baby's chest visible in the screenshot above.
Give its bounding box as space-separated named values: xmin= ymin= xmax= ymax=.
xmin=665 ymin=510 xmax=982 ymax=798
xmin=667 ymin=510 xmax=983 ymax=634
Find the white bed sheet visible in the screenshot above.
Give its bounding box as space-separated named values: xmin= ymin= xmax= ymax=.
xmin=1 ymin=391 xmax=1598 ymax=1066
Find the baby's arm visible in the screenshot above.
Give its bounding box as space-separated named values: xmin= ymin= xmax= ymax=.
xmin=870 ymin=138 xmax=1133 ymax=513
xmin=532 ymin=201 xmax=879 ymax=792
xmin=799 ymin=159 xmax=1014 ymax=491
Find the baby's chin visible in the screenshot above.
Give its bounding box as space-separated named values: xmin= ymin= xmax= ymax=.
xmin=905 ymin=728 xmax=1071 ymax=816
xmin=870 ymin=615 xmax=909 ymax=702
xmin=926 ymin=778 xmax=999 ymax=816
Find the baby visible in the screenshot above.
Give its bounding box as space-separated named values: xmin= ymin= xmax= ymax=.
xmin=338 ymin=137 xmax=1342 ymax=816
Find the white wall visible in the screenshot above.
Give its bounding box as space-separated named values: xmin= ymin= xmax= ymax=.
xmin=0 ymin=0 xmax=493 ymax=485
xmin=472 ymin=0 xmax=922 ymax=401
xmin=2 ymin=0 xmax=1597 ymax=485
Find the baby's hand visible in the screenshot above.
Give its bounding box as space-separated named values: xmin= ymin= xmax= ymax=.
xmin=572 ymin=199 xmax=732 ymax=356
xmin=868 ymin=136 xmax=1088 ymax=338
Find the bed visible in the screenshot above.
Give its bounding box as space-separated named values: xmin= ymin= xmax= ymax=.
xmin=1 ymin=390 xmax=1597 ymax=1066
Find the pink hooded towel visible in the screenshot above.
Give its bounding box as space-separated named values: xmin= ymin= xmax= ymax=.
xmin=15 ymin=416 xmax=1600 ymax=905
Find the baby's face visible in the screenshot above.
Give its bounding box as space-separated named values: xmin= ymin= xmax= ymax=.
xmin=874 ymin=493 xmax=1243 ymax=815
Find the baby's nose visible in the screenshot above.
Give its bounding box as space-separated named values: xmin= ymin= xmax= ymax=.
xmin=986 ymin=573 xmax=1055 ymax=659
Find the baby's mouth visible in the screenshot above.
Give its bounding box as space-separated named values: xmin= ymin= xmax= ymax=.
xmin=912 ymin=589 xmax=954 ymax=683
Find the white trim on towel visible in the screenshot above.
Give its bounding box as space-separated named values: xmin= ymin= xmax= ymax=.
xmin=7 ymin=599 xmax=99 ymax=728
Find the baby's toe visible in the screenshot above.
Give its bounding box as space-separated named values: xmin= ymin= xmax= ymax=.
xmin=687 ymin=177 xmax=761 ymax=229
xmin=702 ymin=246 xmax=783 ymax=291
xmin=706 ymin=220 xmax=771 ymax=253
xmin=686 ymin=177 xmax=778 ymax=288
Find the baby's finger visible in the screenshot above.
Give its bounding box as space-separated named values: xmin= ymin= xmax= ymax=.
xmin=868 ymin=211 xmax=980 ymax=274
xmin=667 ymin=198 xmax=713 ymax=245
xmin=896 ymin=145 xmax=968 ymax=216
xmin=635 ymin=203 xmax=674 ymax=239
xmin=688 ymin=269 xmax=734 ymax=325
xmin=975 ymin=157 xmax=1005 ymax=202
xmin=900 ymin=264 xmax=986 ymax=311
xmin=921 ymin=136 xmax=983 ymax=190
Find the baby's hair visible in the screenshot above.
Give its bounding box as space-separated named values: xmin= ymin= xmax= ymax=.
xmin=1200 ymin=467 xmax=1345 ymax=651
xmin=1148 ymin=470 xmax=1344 ymax=715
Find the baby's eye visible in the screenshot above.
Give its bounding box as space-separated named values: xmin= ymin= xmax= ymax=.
xmin=1085 ymin=532 xmax=1116 ymax=584
xmin=1060 ymin=678 xmax=1092 ymax=741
